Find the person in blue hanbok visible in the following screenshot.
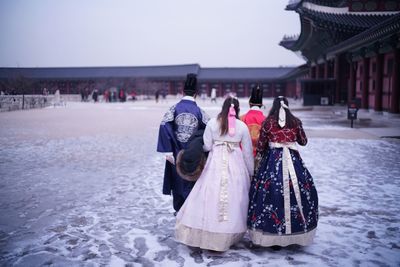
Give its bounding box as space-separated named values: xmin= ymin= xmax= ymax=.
xmin=247 ymin=96 xmax=318 ymax=247
xmin=157 ymin=73 xmax=210 ymax=212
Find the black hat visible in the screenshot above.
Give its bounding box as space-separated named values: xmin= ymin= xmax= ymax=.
xmin=249 ymin=85 xmax=263 ymax=106
xmin=176 ymin=130 xmax=207 ymax=182
xmin=183 ymin=73 xmax=197 ymax=96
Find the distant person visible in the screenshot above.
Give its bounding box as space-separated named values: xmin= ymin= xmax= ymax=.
xmin=157 ymin=73 xmax=210 ymax=213
xmin=155 ymin=90 xmax=160 ymax=103
xmin=111 ymin=90 xmax=117 ymax=102
xmin=53 ymin=89 xmax=61 ymax=107
xmin=104 ymin=90 xmax=109 ymax=102
xmin=119 ymin=88 xmax=126 ymax=102
xmin=175 ymin=97 xmax=253 ymax=252
xmin=130 ymin=90 xmax=137 ymax=101
xmin=161 ymin=89 xmax=167 ymax=103
xmin=42 ymin=87 xmax=49 ymax=104
xmin=92 ymin=89 xmax=99 ymax=103
xmin=84 ymin=88 xmax=89 ymax=102
xmin=176 ymin=90 xmax=183 ymax=99
xmin=247 ymin=96 xmax=318 ymax=248
xmin=211 ymin=88 xmax=217 ymax=103
xmin=240 ymin=85 xmax=266 ymax=156
xmin=200 ymin=89 xmax=207 ymax=102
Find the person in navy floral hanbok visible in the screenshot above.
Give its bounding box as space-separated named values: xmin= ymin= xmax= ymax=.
xmin=247 ymin=96 xmax=318 ymax=247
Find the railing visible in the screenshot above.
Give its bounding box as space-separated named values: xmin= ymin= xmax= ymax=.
xmin=0 ymin=95 xmax=53 ymax=112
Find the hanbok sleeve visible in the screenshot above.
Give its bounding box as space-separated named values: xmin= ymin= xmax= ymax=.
xmin=157 ymin=105 xmax=176 ymax=153
xmin=241 ymin=123 xmax=254 ymax=176
xmin=255 ymin=119 xmax=270 ymax=157
xmin=199 ymin=108 xmax=210 ymax=129
xmin=202 ymin=120 xmax=213 ymax=152
xmin=296 ymin=120 xmax=308 ymax=146
xmin=157 ymin=122 xmax=174 ymax=153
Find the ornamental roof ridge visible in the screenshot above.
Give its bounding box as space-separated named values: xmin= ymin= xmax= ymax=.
xmin=301 ymin=2 xmax=399 ymax=16
xmin=326 ymin=13 xmax=400 ymax=57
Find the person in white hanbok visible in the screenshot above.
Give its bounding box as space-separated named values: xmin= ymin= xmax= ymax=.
xmin=175 ymin=97 xmax=254 ymax=252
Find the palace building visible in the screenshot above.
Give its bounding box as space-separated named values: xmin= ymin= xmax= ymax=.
xmin=280 ymin=0 xmax=400 ymax=113
xmin=0 ymin=65 xmax=300 ymax=98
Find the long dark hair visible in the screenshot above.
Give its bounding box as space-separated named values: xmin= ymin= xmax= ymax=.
xmin=268 ymin=97 xmax=299 ymax=129
xmin=218 ymin=97 xmax=240 ymax=135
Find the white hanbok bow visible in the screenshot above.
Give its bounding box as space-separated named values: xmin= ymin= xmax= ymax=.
xmin=278 ymin=100 xmax=289 ymax=128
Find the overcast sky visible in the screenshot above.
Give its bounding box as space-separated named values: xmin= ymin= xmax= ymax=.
xmin=0 ymin=0 xmax=305 ymax=68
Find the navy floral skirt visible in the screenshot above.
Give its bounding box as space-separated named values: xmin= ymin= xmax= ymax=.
xmin=247 ymin=147 xmax=318 ymax=246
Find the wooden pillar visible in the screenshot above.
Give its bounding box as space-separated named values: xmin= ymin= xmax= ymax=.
xmin=315 ymin=64 xmax=320 ymax=79
xmin=375 ymin=53 xmax=384 ymax=111
xmin=348 ymin=61 xmax=356 ymax=103
xmin=334 ymin=55 xmax=341 ymax=104
xmin=324 ymin=60 xmax=329 ymax=79
xmin=362 ymin=57 xmax=370 ymax=109
xmin=391 ymin=48 xmax=400 ymax=113
xmin=271 ymin=83 xmax=275 ymax=98
xmin=309 ymin=65 xmax=316 ymax=79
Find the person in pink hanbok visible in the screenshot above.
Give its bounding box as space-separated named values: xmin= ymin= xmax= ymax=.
xmin=175 ymin=97 xmax=254 ymax=252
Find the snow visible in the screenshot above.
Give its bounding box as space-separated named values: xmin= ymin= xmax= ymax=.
xmin=0 ymin=101 xmax=399 ymax=267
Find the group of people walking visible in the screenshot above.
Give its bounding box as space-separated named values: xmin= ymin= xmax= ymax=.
xmin=157 ymin=73 xmax=318 ymax=252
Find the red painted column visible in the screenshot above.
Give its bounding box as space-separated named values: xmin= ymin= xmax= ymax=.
xmin=374 ymin=53 xmax=383 ymax=111
xmin=348 ymin=61 xmax=356 ymax=103
xmin=361 ymin=57 xmax=370 ymax=109
xmin=334 ymin=55 xmax=341 ymax=104
xmin=391 ymin=48 xmax=400 ymax=113
xmin=324 ymin=60 xmax=329 ymax=79
xmin=315 ymin=64 xmax=320 ymax=79
xmin=309 ymin=65 xmax=316 ymax=79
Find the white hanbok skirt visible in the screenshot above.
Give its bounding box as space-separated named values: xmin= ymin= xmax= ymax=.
xmin=175 ymin=143 xmax=250 ymax=251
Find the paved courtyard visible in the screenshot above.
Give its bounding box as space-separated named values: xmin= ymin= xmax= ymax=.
xmin=0 ymin=99 xmax=399 ymax=267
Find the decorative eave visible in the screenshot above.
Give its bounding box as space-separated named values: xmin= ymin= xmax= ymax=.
xmin=279 ymin=16 xmax=312 ymax=51
xmin=326 ymin=13 xmax=400 ymax=59
xmin=286 ymin=0 xmax=303 ymax=11
xmin=285 ymin=0 xmax=347 ymax=11
xmin=280 ymin=0 xmax=399 ymax=61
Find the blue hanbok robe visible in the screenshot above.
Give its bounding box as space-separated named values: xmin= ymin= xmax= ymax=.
xmin=157 ymin=99 xmax=209 ymax=210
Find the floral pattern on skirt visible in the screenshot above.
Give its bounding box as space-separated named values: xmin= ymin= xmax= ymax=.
xmin=247 ymin=147 xmax=318 ymax=245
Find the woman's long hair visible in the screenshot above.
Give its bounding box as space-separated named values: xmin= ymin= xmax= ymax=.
xmin=218 ymin=97 xmax=240 ymax=135
xmin=268 ymin=97 xmax=299 ymax=129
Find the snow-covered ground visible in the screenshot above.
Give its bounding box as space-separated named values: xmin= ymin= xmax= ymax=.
xmin=0 ymin=101 xmax=399 ymax=267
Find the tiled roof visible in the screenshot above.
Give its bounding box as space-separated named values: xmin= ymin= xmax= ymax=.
xmin=287 ymin=0 xmax=347 ymax=10
xmin=327 ymin=13 xmax=400 ymax=56
xmin=198 ymin=67 xmax=295 ymax=81
xmin=302 ymin=8 xmax=395 ymax=31
xmin=0 ymin=64 xmax=200 ymax=80
xmin=304 ymin=0 xmax=347 ymax=8
xmin=280 ymin=0 xmax=398 ymax=61
xmin=0 ymin=65 xmax=295 ymax=81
